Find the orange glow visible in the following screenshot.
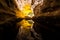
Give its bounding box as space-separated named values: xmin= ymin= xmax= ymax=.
xmin=20 ymin=19 xmax=34 ymax=29
xmin=15 ymin=0 xmax=34 ymax=18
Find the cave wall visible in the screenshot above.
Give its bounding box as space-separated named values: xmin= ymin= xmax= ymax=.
xmin=33 ymin=0 xmax=60 ymax=40
xmin=0 ymin=0 xmax=60 ymax=40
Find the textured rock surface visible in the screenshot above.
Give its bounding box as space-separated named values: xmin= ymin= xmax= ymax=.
xmin=33 ymin=0 xmax=60 ymax=40
xmin=34 ymin=0 xmax=60 ymax=17
xmin=0 ymin=0 xmax=60 ymax=40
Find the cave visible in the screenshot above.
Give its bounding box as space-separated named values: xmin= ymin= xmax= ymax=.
xmin=0 ymin=0 xmax=60 ymax=40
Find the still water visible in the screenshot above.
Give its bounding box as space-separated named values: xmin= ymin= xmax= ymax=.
xmin=17 ymin=19 xmax=41 ymax=40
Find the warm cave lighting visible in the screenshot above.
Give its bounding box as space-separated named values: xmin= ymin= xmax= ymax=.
xmin=15 ymin=0 xmax=44 ymax=30
xmin=15 ymin=0 xmax=34 ymax=18
xmin=15 ymin=0 xmax=43 ymax=39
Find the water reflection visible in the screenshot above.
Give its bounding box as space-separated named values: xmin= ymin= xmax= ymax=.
xmin=17 ymin=19 xmax=35 ymax=40
xmin=20 ymin=19 xmax=34 ymax=32
xmin=17 ymin=19 xmax=41 ymax=40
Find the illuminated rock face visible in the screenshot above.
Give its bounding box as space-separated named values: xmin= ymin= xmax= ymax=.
xmin=15 ymin=0 xmax=44 ymax=40
xmin=15 ymin=0 xmax=44 ymax=18
xmin=15 ymin=0 xmax=34 ymax=18
xmin=15 ymin=0 xmax=43 ymax=40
